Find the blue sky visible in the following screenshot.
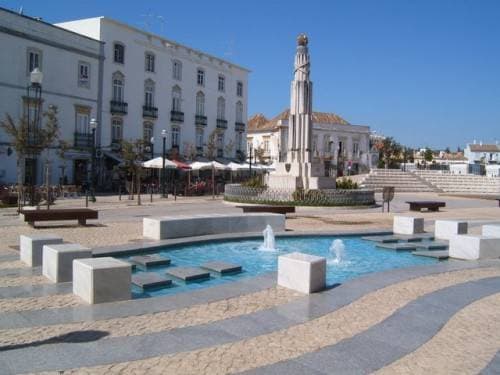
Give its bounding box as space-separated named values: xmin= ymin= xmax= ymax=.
xmin=2 ymin=0 xmax=499 ymax=149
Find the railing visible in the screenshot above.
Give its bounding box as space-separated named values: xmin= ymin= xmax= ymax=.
xmin=217 ymin=149 xmax=224 ymax=157
xmin=74 ymin=132 xmax=93 ymax=148
xmin=110 ymin=100 xmax=128 ymax=114
xmin=216 ymin=119 xmax=228 ymax=129
xmin=195 ymin=115 xmax=207 ymax=126
xmin=171 ymin=110 xmax=184 ymax=123
xmin=142 ymin=105 xmax=158 ymax=119
xmin=235 ymin=122 xmax=245 ymax=132
xmin=196 ymin=146 xmax=204 ymax=156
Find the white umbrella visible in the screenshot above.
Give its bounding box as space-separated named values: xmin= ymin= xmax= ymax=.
xmin=142 ymin=157 xmax=177 ymax=169
xmin=190 ymin=161 xmax=230 ymax=170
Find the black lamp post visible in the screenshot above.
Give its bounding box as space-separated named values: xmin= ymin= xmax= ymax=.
xmin=89 ymin=118 xmax=98 ymax=202
xmin=248 ymin=145 xmax=253 ymax=176
xmin=150 ymin=136 xmax=154 ymax=160
xmin=26 ymin=68 xmax=43 ymax=189
xmin=161 ymin=129 xmax=167 ymax=198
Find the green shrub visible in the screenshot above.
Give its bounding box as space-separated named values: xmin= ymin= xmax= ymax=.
xmin=241 ymin=176 xmax=266 ymax=188
xmin=336 ymin=177 xmax=358 ymax=189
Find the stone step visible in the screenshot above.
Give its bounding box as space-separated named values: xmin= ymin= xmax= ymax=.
xmin=129 ymin=255 xmax=171 ymax=269
xmin=201 ymin=261 xmax=242 ymax=274
xmin=166 ymin=267 xmax=211 ymax=282
xmin=132 ymin=272 xmax=173 ymax=289
xmin=362 ymin=235 xmax=399 ymax=243
xmin=412 ymin=250 xmax=449 ymax=259
xmin=414 ymin=241 xmax=449 ymax=250
xmin=376 ymin=243 xmax=418 ymax=251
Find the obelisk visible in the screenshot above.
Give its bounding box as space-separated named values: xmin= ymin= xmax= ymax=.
xmin=268 ymin=34 xmax=336 ymax=190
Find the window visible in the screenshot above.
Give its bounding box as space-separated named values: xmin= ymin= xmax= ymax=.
xmin=263 ymin=138 xmax=270 ymax=152
xmin=196 ymin=91 xmax=205 ymax=116
xmin=172 ymin=86 xmax=182 ymax=112
xmin=114 ymin=43 xmax=125 ymax=64
xmin=353 ymin=142 xmax=359 ymax=157
xmin=145 ymin=52 xmax=155 ymax=72
xmin=312 ymin=135 xmax=318 ymax=154
xmin=144 ymin=80 xmax=155 ymax=107
xmin=235 ymin=101 xmax=243 ymax=123
xmin=76 ymin=112 xmax=90 ymax=134
xmin=196 ymin=128 xmax=204 ymax=149
xmin=236 ymin=81 xmax=243 ymax=97
xmin=27 ymin=48 xmax=42 ymax=74
xmin=171 ymin=126 xmax=180 ymax=148
xmin=78 ymin=62 xmax=90 ymax=88
xmin=172 ymin=60 xmax=182 ymax=80
xmin=197 ymin=69 xmax=205 ymax=86
xmin=112 ymin=72 xmax=125 ymax=102
xmin=218 ymin=75 xmax=225 ymax=92
xmin=217 ymin=97 xmax=225 ymax=120
xmin=217 ymin=132 xmax=224 ymax=155
xmin=111 ymin=118 xmax=123 ymax=142
xmin=143 ymin=122 xmax=153 ymax=141
xmin=236 ymin=132 xmax=243 ymax=151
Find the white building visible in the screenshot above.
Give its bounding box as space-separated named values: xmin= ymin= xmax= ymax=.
xmin=0 ymin=7 xmax=103 ymax=185
xmin=248 ymin=110 xmax=374 ymax=176
xmin=464 ymin=142 xmax=500 ymax=165
xmin=57 ymin=17 xmax=250 ymax=184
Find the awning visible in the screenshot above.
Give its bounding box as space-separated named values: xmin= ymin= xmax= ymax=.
xmin=142 ymin=157 xmax=177 ymax=169
xmin=172 ymin=160 xmax=191 ymax=170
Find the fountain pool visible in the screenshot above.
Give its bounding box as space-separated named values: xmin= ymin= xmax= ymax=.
xmin=120 ymin=235 xmax=444 ymax=298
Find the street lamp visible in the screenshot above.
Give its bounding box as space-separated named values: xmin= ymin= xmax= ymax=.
xmin=89 ymin=118 xmax=98 ymax=202
xmin=150 ymin=136 xmax=154 ymax=160
xmin=161 ymin=129 xmax=167 ymax=198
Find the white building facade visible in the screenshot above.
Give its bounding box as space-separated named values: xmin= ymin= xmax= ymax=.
xmin=248 ymin=110 xmax=373 ymax=176
xmin=464 ymin=142 xmax=500 ymax=165
xmin=57 ymin=17 xmax=249 ymax=184
xmin=0 ymin=7 xmax=103 ymax=185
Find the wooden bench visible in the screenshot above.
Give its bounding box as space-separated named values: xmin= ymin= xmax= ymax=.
xmin=406 ymin=201 xmax=446 ymax=212
xmin=236 ymin=205 xmax=295 ymax=215
xmin=20 ymin=208 xmax=98 ymax=227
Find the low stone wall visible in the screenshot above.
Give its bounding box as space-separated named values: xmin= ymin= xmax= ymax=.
xmin=224 ymin=184 xmax=375 ymax=206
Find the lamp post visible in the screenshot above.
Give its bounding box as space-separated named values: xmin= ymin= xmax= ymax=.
xmin=150 ymin=136 xmax=154 ymax=160
xmin=161 ymin=129 xmax=167 ymax=198
xmin=26 ymin=68 xmax=43 ymax=201
xmin=89 ymin=118 xmax=98 ymax=202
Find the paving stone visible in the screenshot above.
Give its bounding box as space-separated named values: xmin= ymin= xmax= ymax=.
xmin=412 ymin=250 xmax=450 ymax=260
xmin=129 ymin=255 xmax=170 ymax=268
xmin=376 ymin=243 xmax=418 ymax=251
xmin=201 ymin=261 xmax=242 ymax=274
xmin=361 ymin=235 xmax=399 ymax=243
xmin=414 ymin=241 xmax=449 ymax=250
xmin=166 ymin=267 xmax=210 ymax=281
xmin=132 ymin=272 xmax=172 ymax=289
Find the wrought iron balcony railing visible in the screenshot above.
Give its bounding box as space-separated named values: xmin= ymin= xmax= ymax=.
xmin=216 ymin=119 xmax=228 ymax=129
xmin=142 ymin=105 xmax=158 ymax=119
xmin=195 ymin=115 xmax=207 ymax=126
xmin=110 ymin=100 xmax=128 ymax=115
xmin=74 ymin=132 xmax=93 ymax=148
xmin=235 ymin=122 xmax=245 ymax=132
xmin=170 ymin=110 xmax=184 ymax=123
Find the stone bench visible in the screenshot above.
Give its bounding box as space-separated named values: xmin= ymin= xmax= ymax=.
xmin=143 ymin=213 xmax=286 ymax=240
xmin=20 ymin=234 xmax=63 ymax=267
xmin=482 ymin=225 xmax=500 ymax=237
xmin=449 ymin=235 xmax=500 ymax=260
xmin=73 ymin=257 xmax=131 ymax=304
xmin=393 ymin=216 xmax=424 ymax=235
xmin=42 ymin=243 xmax=92 ymax=283
xmin=434 ymin=220 xmax=468 ymax=240
xmin=278 ymin=252 xmax=326 ymax=294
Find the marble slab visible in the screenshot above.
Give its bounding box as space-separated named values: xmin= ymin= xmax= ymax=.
xmin=277 ymin=252 xmax=326 ymax=294
xmin=435 ymin=220 xmax=468 ymax=240
xmin=361 ymin=235 xmax=399 ymax=243
xmin=42 ymin=243 xmax=91 ymax=283
xmin=412 ymin=250 xmax=449 ymax=260
xmin=482 ymin=225 xmax=500 ymax=237
xmin=166 ymin=267 xmax=211 ymax=281
xmin=20 ymin=234 xmax=63 ymax=267
xmin=132 ymin=272 xmax=172 ymax=289
xmin=130 ymin=255 xmax=171 ymax=268
xmin=449 ymin=235 xmax=500 ymax=260
xmin=414 ymin=241 xmax=449 ymax=250
xmin=201 ymin=261 xmax=242 ymax=274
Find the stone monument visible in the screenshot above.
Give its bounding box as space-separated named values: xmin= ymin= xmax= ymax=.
xmin=267 ymin=34 xmax=336 ymax=190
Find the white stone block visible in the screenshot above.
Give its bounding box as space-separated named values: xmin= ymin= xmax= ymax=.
xmin=393 ymin=216 xmax=424 ymax=235
xmin=20 ymin=234 xmax=63 ymax=267
xmin=73 ymin=257 xmax=131 ymax=304
xmin=435 ymin=220 xmax=468 ymax=240
xmin=449 ymin=235 xmax=500 ymax=260
xmin=143 ymin=213 xmax=286 ymax=240
xmin=42 ymin=244 xmax=91 ymax=282
xmin=277 ymin=252 xmax=326 ymax=294
xmin=482 ymin=225 xmax=500 ymax=237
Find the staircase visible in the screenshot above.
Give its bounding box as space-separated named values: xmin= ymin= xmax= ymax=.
xmin=360 ymin=169 xmax=437 ymax=193
xmin=413 ymin=170 xmax=500 ymax=195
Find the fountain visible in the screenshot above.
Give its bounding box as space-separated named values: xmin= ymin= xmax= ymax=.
xmin=329 ymin=239 xmax=345 ymax=264
xmin=259 ymin=225 xmax=277 ymax=251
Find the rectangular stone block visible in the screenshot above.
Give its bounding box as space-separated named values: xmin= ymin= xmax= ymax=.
xmin=166 ymin=267 xmax=210 ymax=282
xmin=20 ymin=234 xmax=63 ymax=267
xmin=482 ymin=225 xmax=500 ymax=237
xmin=129 ymin=255 xmax=171 ymax=269
xmin=42 ymin=244 xmax=91 ymax=283
xmin=278 ymin=252 xmax=326 ymax=294
xmin=201 ymin=261 xmax=242 ymax=274
xmin=393 ymin=216 xmax=424 ymax=235
xmin=132 ymin=272 xmax=172 ymax=289
xmin=73 ymin=257 xmax=131 ymax=304
xmin=449 ymin=235 xmax=500 ymax=260
xmin=143 ymin=213 xmax=286 ymax=240
xmin=435 ymin=220 xmax=468 ymax=240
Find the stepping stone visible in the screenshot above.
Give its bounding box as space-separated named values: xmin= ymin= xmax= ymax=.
xmin=129 ymin=255 xmax=171 ymax=269
xmin=362 ymin=235 xmax=399 ymax=243
xmin=394 ymin=233 xmax=435 ymax=242
xmin=166 ymin=267 xmax=210 ymax=282
xmin=201 ymin=261 xmax=242 ymax=274
xmin=412 ymin=250 xmax=449 ymax=260
xmin=124 ymin=261 xmax=137 ymax=270
xmin=376 ymin=243 xmax=418 ymax=251
xmin=414 ymin=241 xmax=449 ymax=251
xmin=132 ymin=272 xmax=172 ymax=289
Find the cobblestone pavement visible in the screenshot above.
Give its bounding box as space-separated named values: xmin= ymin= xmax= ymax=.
xmin=35 ymin=267 xmax=500 ymax=374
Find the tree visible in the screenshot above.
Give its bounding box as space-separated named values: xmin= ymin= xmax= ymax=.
xmin=205 ymin=130 xmax=217 ymax=160
xmin=424 ymin=148 xmax=433 ymax=162
xmin=183 ymin=142 xmax=197 ymax=161
xmin=374 ymin=137 xmax=402 ymax=169
xmin=444 ymin=147 xmax=451 ymax=154
xmin=0 ymin=105 xmax=61 ymax=207
xmin=121 ymin=139 xmax=148 ymax=205
xmin=224 ymin=140 xmax=234 ymax=158
xmin=255 ymin=146 xmax=266 ymax=164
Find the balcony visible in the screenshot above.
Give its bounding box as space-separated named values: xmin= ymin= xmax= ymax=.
xmin=196 ymin=146 xmax=204 ymax=156
xmin=110 ymin=100 xmax=128 ymax=115
xmin=195 ymin=115 xmax=207 ymax=126
xmin=217 ymin=148 xmax=224 ymax=157
xmin=216 ymin=118 xmax=228 ymax=129
xmin=142 ymin=105 xmax=158 ymax=119
xmin=74 ymin=132 xmax=93 ymax=149
xmin=235 ymin=122 xmax=245 ymax=132
xmin=170 ymin=110 xmax=184 ymax=123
